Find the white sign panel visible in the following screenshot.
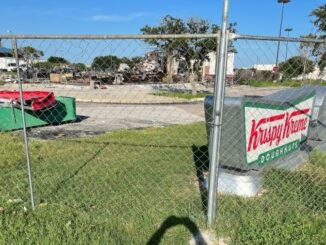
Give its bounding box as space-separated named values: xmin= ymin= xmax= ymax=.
xmin=244 ymin=96 xmax=315 ymax=166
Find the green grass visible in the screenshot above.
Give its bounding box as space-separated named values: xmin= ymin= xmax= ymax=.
xmin=0 ymin=124 xmax=325 ymax=244
xmin=0 ymin=71 xmax=16 ymax=76
xmin=0 ymin=124 xmax=208 ymax=244
xmin=241 ymin=80 xmax=326 ymax=88
xmin=216 ymin=151 xmax=326 ymax=244
xmin=0 ymin=81 xmax=5 ymax=86
xmin=151 ymin=91 xmax=212 ymax=100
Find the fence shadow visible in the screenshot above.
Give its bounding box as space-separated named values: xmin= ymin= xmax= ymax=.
xmin=43 ymin=141 xmax=211 ymax=220
xmin=45 ymin=143 xmax=108 ymax=199
xmin=146 ymin=215 xmax=206 ymax=245
xmin=192 ymin=145 xmax=209 ymax=216
xmin=44 ymin=140 xmax=190 ymax=200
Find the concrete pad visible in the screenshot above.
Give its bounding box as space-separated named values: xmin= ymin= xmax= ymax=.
xmin=25 ymin=102 xmax=205 ymax=139
xmin=2 ymin=83 xmax=282 ymax=104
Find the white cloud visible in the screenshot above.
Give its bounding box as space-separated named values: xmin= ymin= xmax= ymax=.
xmin=91 ymin=12 xmax=150 ymax=22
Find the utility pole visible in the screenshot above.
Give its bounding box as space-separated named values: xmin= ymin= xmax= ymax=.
xmin=275 ymin=0 xmax=291 ymax=69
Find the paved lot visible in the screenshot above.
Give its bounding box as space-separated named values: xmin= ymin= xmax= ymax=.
xmin=2 ymin=83 xmax=282 ymax=103
xmin=3 ymin=83 xmax=284 ymax=138
xmin=26 ymin=102 xmax=205 ymax=139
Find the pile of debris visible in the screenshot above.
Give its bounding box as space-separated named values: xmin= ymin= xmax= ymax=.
xmin=113 ymin=51 xmax=165 ymax=84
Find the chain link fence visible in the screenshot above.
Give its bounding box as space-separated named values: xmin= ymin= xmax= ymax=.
xmin=212 ymin=34 xmax=326 ymax=244
xmin=0 ymin=33 xmax=325 ymax=243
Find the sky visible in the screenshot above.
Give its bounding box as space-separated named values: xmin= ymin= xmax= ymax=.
xmin=0 ymin=0 xmax=325 ymax=37
xmin=0 ymin=0 xmax=325 ymax=68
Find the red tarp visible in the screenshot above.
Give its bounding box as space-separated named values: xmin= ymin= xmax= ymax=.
xmin=0 ymin=91 xmax=56 ymax=111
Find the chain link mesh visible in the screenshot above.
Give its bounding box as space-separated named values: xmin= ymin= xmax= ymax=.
xmin=214 ymin=36 xmax=326 ymax=244
xmin=0 ymin=35 xmax=325 ymax=243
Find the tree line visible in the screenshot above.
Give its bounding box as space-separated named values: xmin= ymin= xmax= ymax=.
xmin=15 ymin=4 xmax=326 ymax=80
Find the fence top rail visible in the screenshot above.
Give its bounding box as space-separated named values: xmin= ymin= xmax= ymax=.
xmin=234 ymin=34 xmax=326 ymax=43
xmin=0 ymin=33 xmax=325 ymax=43
xmin=0 ymin=33 xmax=219 ymax=40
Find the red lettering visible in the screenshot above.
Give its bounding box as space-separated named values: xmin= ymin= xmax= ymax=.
xmin=247 ymin=108 xmax=310 ymax=153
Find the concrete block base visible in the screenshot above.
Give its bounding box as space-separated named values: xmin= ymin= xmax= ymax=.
xmin=202 ymin=140 xmax=326 ymax=197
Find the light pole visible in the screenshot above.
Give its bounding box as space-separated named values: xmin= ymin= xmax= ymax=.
xmin=7 ymin=30 xmax=14 ymax=57
xmin=284 ymin=27 xmax=293 ymax=60
xmin=275 ymin=0 xmax=290 ymax=69
xmin=7 ymin=30 xmax=16 ymax=70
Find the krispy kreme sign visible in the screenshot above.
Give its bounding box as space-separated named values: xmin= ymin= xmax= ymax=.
xmin=244 ymin=95 xmax=314 ymax=165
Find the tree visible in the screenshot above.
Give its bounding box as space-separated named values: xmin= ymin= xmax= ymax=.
xmin=279 ymin=56 xmax=314 ymax=79
xmin=184 ymin=18 xmax=219 ymax=77
xmin=72 ymin=63 xmax=87 ymax=71
xmin=33 ymin=61 xmax=56 ymax=71
xmin=141 ymin=15 xmax=187 ymax=81
xmin=309 ymin=4 xmax=326 ymax=71
xmin=91 ymin=55 xmax=121 ymax=71
xmin=33 ymin=56 xmax=70 ymax=72
xmin=311 ymin=4 xmax=326 ymax=34
xmin=318 ymin=52 xmax=326 ymax=71
xmin=141 ymin=15 xmax=219 ymax=81
xmin=47 ymin=56 xmax=69 ymax=64
xmin=120 ymin=56 xmax=143 ymax=67
xmin=19 ymin=46 xmax=44 ymax=66
xmin=91 ymin=56 xmax=143 ymax=72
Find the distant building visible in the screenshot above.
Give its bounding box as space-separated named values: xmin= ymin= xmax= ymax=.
xmin=170 ymin=51 xmax=235 ymax=83
xmin=0 ymin=47 xmax=25 ymax=71
xmin=33 ymin=59 xmax=47 ymax=64
xmin=253 ymin=64 xmax=274 ymax=71
xmin=0 ymin=47 xmax=15 ymax=71
xmin=202 ymin=51 xmax=235 ymax=83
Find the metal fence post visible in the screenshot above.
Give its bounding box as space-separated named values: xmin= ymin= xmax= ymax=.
xmin=207 ymin=0 xmax=230 ymax=226
xmin=13 ymin=38 xmax=35 ymax=210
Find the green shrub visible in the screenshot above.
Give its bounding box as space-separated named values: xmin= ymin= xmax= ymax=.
xmin=280 ymin=56 xmax=314 ymax=79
